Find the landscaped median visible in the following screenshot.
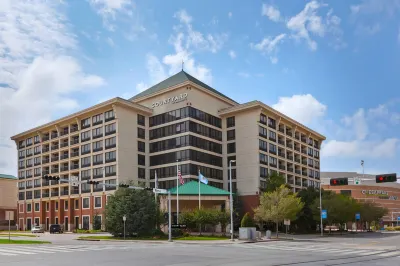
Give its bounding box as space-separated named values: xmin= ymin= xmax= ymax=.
xmin=0 ymin=233 xmax=38 ymax=238
xmin=0 ymin=239 xmax=50 ymax=244
xmin=77 ymin=235 xmax=229 ymax=241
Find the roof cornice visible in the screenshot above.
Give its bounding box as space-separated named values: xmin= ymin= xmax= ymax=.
xmin=11 ymin=97 xmax=152 ymax=140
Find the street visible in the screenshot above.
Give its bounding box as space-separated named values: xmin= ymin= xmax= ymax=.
xmin=0 ymin=236 xmax=399 ymax=266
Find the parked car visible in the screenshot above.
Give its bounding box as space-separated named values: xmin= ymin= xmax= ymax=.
xmin=31 ymin=225 xmax=44 ymax=233
xmin=50 ymin=224 xmax=63 ymax=234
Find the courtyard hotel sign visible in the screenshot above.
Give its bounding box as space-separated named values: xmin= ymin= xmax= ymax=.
xmin=151 ymin=93 xmax=188 ymax=108
xmin=361 ymin=190 xmax=398 ymax=200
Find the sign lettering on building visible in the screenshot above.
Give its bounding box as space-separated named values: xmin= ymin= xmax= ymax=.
xmin=361 ymin=190 xmax=398 ymax=200
xmin=151 ymin=93 xmax=188 ymax=108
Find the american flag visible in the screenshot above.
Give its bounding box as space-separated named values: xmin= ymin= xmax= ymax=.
xmin=178 ymin=168 xmax=185 ymax=185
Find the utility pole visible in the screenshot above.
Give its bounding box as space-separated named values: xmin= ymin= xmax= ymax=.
xmin=229 ymin=160 xmax=236 ymax=241
xmin=320 ymin=184 xmax=323 ymax=237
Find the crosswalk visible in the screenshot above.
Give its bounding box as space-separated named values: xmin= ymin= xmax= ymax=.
xmin=0 ymin=244 xmax=163 ymax=257
xmin=228 ymin=242 xmax=400 ymax=258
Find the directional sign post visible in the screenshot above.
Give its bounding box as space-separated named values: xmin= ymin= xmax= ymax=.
xmin=397 ymin=216 xmax=400 ymax=226
xmin=171 ymin=224 xmax=187 ymax=229
xmin=355 ymin=213 xmax=361 ymax=221
xmin=321 ymin=210 xmax=327 ymax=219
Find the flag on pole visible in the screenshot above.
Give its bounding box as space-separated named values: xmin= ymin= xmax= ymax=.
xmin=178 ymin=168 xmax=184 ymax=185
xmin=199 ymin=172 xmax=208 ymax=184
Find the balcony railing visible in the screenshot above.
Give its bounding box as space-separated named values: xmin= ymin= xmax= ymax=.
xmin=286 ymin=131 xmax=293 ymax=137
xmin=71 ymin=189 xmax=79 ymax=195
xmin=315 ymin=165 xmax=319 ymax=169
xmin=60 ymin=129 xmax=69 ymax=136
xmin=60 ymin=166 xmax=69 ymax=172
xmin=70 ymin=126 xmax=79 ymax=133
xmin=301 ymin=138 xmax=307 ymax=143
xmin=269 ymin=150 xmax=276 ymax=155
xmin=60 ymin=142 xmax=69 ymax=148
xmin=302 ymin=161 xmax=307 ymax=166
xmin=34 ymin=193 xmax=41 ymax=199
xmin=81 ymin=150 xmax=91 ymax=155
xmin=42 ymin=158 xmax=50 ymax=164
xmin=302 ymin=150 xmax=307 ymax=155
xmin=70 ymin=164 xmax=79 ymax=170
xmin=51 ymin=180 xmax=59 ymax=185
xmin=34 ymin=173 xmax=41 ymax=177
xmin=34 ymin=150 xmax=41 ymax=155
xmin=42 ymin=192 xmax=49 ymax=197
xmin=105 ymin=185 xmax=116 ymax=191
xmin=51 ymin=157 xmax=59 ymax=162
xmin=81 ymin=175 xmax=91 ymax=181
xmin=81 ymin=163 xmax=91 ymax=168
xmin=278 ymin=128 xmax=285 ymax=133
xmin=286 ymin=143 xmax=293 ymax=149
xmin=51 ymin=168 xmax=59 ymax=173
xmin=93 ymin=174 xmax=103 ymax=179
xmin=70 ymin=152 xmax=79 ymax=158
xmin=26 ymin=184 xmax=33 ymax=189
xmin=19 ymin=187 xmax=25 ymax=191
xmin=269 ymin=163 xmax=277 ymax=168
xmin=26 ymin=164 xmax=32 ymax=168
xmin=81 ymin=137 xmax=91 ymax=142
xmin=19 ymin=155 xmax=25 ymax=159
xmin=26 ymin=153 xmax=33 ymax=157
xmin=81 ymin=123 xmax=91 ymax=129
xmin=302 ymin=171 xmax=307 ymax=176
xmin=295 ymin=182 xmax=302 ymax=186
xmin=105 ymin=172 xmax=116 ymax=177
xmin=60 ymin=154 xmax=69 ymax=160
xmin=93 ymin=147 xmax=103 ymax=152
xmin=42 ymin=147 xmax=50 ymax=153
xmin=287 ymin=167 xmax=294 ymax=172
xmin=279 ymin=165 xmax=286 ymax=170
xmin=93 ymin=134 xmax=103 ymax=139
xmin=93 ymin=186 xmax=103 ymax=192
xmin=18 ymin=166 xmax=25 ymax=170
xmin=278 ymin=152 xmax=285 ymax=158
xmin=51 ymin=145 xmax=59 ymax=150
xmin=105 ymin=158 xmax=116 ymax=163
xmin=81 ymin=188 xmax=91 ymax=193
xmin=42 ymin=136 xmax=50 ymax=142
xmin=61 ymin=190 xmax=69 ymax=196
xmin=295 ymin=170 xmax=301 ymax=175
xmin=105 ymin=116 xmax=115 ymax=122
xmin=26 ymin=174 xmax=33 ymax=178
xmin=70 ymin=139 xmax=80 ymax=145
xmin=42 ymin=180 xmax=50 ymax=186
xmin=278 ymin=140 xmax=285 ymax=146
xmin=287 ymin=155 xmax=293 ymax=161
xmin=93 ymin=161 xmax=103 ymax=166
xmin=105 ymin=130 xmax=116 ymax=136
xmin=51 ymin=191 xmax=59 ymax=197
xmin=34 ymin=182 xmax=41 ymax=188
xmin=26 ymin=194 xmax=32 ymax=200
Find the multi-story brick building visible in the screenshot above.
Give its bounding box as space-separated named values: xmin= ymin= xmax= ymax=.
xmin=0 ymin=174 xmax=17 ymax=229
xmin=11 ymin=71 xmax=325 ymax=231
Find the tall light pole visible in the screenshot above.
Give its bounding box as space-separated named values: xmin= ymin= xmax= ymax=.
xmin=229 ymin=160 xmax=236 ymax=241
xmin=319 ymin=183 xmax=323 ymax=236
xmin=361 ymin=160 xmax=364 ymax=181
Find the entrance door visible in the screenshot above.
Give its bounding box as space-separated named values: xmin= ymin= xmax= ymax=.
xmin=64 ymin=217 xmax=69 ymax=231
xmin=75 ymin=217 xmax=79 ymax=230
xmin=27 ymin=218 xmax=32 ymax=230
xmin=34 ymin=218 xmax=40 ymax=226
xmin=46 ymin=217 xmax=49 ymax=230
xmin=83 ymin=216 xmax=89 ymax=230
xmin=55 ymin=217 xmax=59 ymax=225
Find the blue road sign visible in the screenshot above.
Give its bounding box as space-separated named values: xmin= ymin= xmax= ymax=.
xmin=397 ymin=216 xmax=400 ymax=221
xmin=321 ymin=210 xmax=327 ymax=219
xmin=355 ymin=213 xmax=361 ymax=221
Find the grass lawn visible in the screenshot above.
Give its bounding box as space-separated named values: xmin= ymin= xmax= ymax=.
xmin=175 ymin=236 xmax=229 ymax=241
xmin=77 ymin=236 xmax=167 ymax=241
xmin=0 ymin=239 xmax=50 ymax=244
xmin=0 ymin=233 xmax=37 ymax=238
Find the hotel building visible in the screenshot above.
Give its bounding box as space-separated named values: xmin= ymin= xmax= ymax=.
xmin=11 ymin=71 xmax=325 ymax=230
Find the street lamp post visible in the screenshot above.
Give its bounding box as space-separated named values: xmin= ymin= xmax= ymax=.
xmin=319 ymin=184 xmax=323 ymax=237
xmin=229 ymin=160 xmax=236 ymax=241
xmin=123 ymin=215 xmax=126 ymax=240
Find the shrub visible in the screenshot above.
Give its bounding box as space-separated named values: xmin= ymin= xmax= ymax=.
xmin=241 ymin=212 xmax=255 ymax=227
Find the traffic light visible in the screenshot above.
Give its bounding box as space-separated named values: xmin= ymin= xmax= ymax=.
xmin=87 ymin=180 xmax=99 ymax=185
xmin=42 ymin=175 xmax=60 ymax=180
xmin=330 ymin=178 xmax=348 ymax=186
xmin=119 ymin=184 xmax=129 ymax=188
xmin=376 ymin=173 xmax=397 ymax=183
xmin=144 ymin=187 xmax=153 ymax=191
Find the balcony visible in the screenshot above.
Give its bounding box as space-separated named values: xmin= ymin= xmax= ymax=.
xmin=278 ymin=140 xmax=285 ymax=146
xmin=93 ymin=120 xmax=103 ymax=126
xmin=81 ymin=175 xmax=91 ymax=181
xmin=93 ymin=147 xmax=103 ymax=152
xmin=301 ymin=150 xmax=307 ymax=155
xmin=81 ymin=163 xmax=91 ymax=168
xmin=51 ymin=145 xmax=59 ymax=151
xmin=287 ymin=155 xmax=293 ymax=161
xmin=295 ymin=182 xmax=302 ymax=187
xmin=268 ymin=122 xmax=276 ymax=129
xmin=302 ymin=171 xmax=307 ymax=176
xmin=19 ymin=154 xmax=25 ymax=159
xmin=93 ymin=173 xmax=103 ymax=179
xmin=314 ymin=165 xmax=319 ymax=169
xmin=34 ymin=193 xmax=41 ymax=199
xmin=105 ymin=130 xmax=116 ymax=136
xmin=70 ymin=139 xmax=79 ymax=145
xmin=105 ymin=171 xmax=116 ymax=177
xmin=26 ymin=184 xmax=33 ymax=189
xmin=19 ymin=186 xmax=25 ymax=191
xmin=34 ymin=182 xmax=41 ymax=188
xmin=34 ymin=139 xmax=40 ymax=144
xmin=42 ymin=192 xmax=49 ymax=197
xmin=105 ymin=157 xmax=116 ymax=163
xmin=278 ymin=152 xmax=285 ymax=158
xmin=81 ymin=137 xmax=91 ymax=143
xmin=18 ymin=165 xmax=25 ymax=170
xmin=51 ymin=180 xmax=59 ymax=185
xmin=286 ymin=130 xmax=293 ymax=137
xmin=301 ymin=137 xmax=307 ymax=143
xmin=269 ymin=150 xmax=276 ymax=155
xmin=81 ymin=149 xmax=91 ymax=155
xmin=279 ymin=165 xmax=286 ymax=170
xmin=105 ymin=185 xmax=116 ymax=191
xmin=70 ymin=152 xmax=79 ymax=158
xmin=81 ymin=123 xmax=91 ymax=129
xmin=34 ymin=172 xmax=41 ymax=177
xmin=60 ymin=166 xmax=69 ymax=172
xmin=286 ymin=143 xmax=293 ymax=149
xmin=287 ymin=167 xmax=294 ymax=172
xmin=81 ymin=187 xmax=91 ymax=193
xmin=26 ymin=153 xmax=33 ymax=158
xmin=278 ymin=127 xmax=285 ymax=134
xmin=42 ymin=180 xmax=50 ymax=186
xmin=26 ymin=163 xmax=32 ymax=168
xmin=51 ymin=191 xmax=59 ymax=197
xmin=105 ymin=116 xmax=115 ymax=122
xmin=60 ymin=154 xmax=69 ymax=160
xmin=51 ymin=133 xmax=58 ymax=139
xmin=42 ymin=147 xmax=50 ymax=153
xmin=71 ymin=188 xmax=79 ymax=195
xmin=51 ymin=168 xmax=59 ymax=174
xmin=42 ymin=170 xmax=49 ymax=175
xmin=70 ymin=126 xmax=79 ymax=133
xmin=19 ymin=144 xmax=25 ymax=149
xmin=93 ymin=186 xmax=103 ymax=192
xmin=34 ymin=150 xmax=41 ymax=155
xmin=26 ymin=194 xmax=32 ymax=200
xmin=295 ymin=169 xmax=301 ymax=175
xmin=302 ymin=160 xmax=307 ymax=166
xmin=314 ymin=154 xmax=319 ymax=159
xmin=61 ymin=189 xmax=69 ymax=196
xmin=269 ymin=163 xmax=277 ymax=168
xmin=26 ymin=174 xmax=33 ymax=178
xmin=60 ymin=142 xmax=69 ymax=148
xmin=51 ymin=156 xmax=59 ymax=162
xmin=308 ymin=163 xmax=313 ymax=167
xmin=60 ymin=129 xmax=69 ymax=136
xmin=42 ymin=135 xmax=50 ymax=142
xmin=42 ymin=158 xmax=50 ymax=164
xmin=93 ymin=160 xmax=103 ymax=166
xmin=70 ymin=164 xmax=79 ymax=170
xmin=93 ymin=134 xmax=103 ymax=139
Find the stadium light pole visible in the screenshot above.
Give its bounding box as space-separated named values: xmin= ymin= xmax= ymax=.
xmin=229 ymin=160 xmax=236 ymax=241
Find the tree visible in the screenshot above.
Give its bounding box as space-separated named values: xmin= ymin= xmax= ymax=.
xmin=241 ymin=212 xmax=255 ymax=227
xmin=218 ymin=211 xmax=230 ymax=235
xmin=294 ymin=187 xmax=320 ymax=233
xmin=105 ymin=188 xmax=157 ymax=237
xmin=93 ymin=210 xmax=102 ymax=231
xmin=261 ymin=172 xmax=287 ymax=193
xmin=359 ymin=201 xmax=388 ymax=226
xmin=254 ymin=185 xmax=304 ymax=238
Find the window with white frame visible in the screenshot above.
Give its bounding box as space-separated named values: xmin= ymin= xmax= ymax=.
xmin=82 ymin=198 xmax=90 ymax=209
xmin=94 ymin=196 xmax=101 ymax=208
xmin=34 ymin=202 xmax=40 ymax=212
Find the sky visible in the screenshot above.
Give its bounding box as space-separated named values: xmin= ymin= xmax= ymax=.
xmin=0 ymin=0 xmax=399 ymax=178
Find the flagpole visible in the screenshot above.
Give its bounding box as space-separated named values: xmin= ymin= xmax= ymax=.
xmin=198 ymin=170 xmax=201 ymax=209
xmin=176 ymin=160 xmax=179 ymax=224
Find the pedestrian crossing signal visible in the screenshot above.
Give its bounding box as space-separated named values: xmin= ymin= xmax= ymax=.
xmin=375 ymin=174 xmax=397 ymax=183
xmin=330 ymin=178 xmax=348 ymax=186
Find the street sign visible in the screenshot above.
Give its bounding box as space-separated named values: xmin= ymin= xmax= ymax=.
xmin=123 ymin=215 xmax=126 ymax=222
xmin=171 ymin=224 xmax=187 ymax=229
xmin=153 ymin=188 xmax=167 ymax=193
xmin=284 ymin=219 xmax=291 ymax=226
xmin=397 ymin=216 xmax=400 ymax=221
xmin=5 ymin=211 xmax=14 ymax=221
xmin=71 ymin=176 xmax=79 ymax=187
xmin=321 ymin=210 xmax=327 ymax=219
xmin=354 ymin=178 xmax=361 ymax=185
xmin=355 ymin=213 xmax=361 ymax=221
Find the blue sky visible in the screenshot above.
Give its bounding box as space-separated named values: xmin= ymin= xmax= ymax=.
xmin=0 ymin=0 xmax=399 ymax=177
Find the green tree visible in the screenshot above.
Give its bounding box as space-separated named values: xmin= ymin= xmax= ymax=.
xmin=294 ymin=187 xmax=320 ymax=232
xmin=218 ymin=211 xmax=230 ymax=235
xmin=359 ymin=202 xmax=388 ymax=226
xmin=241 ymin=212 xmax=255 ymax=227
xmin=92 ymin=210 xmax=102 ymax=231
xmin=105 ymin=188 xmax=157 ymax=237
xmin=254 ymin=185 xmax=304 ymax=238
xmin=261 ymin=172 xmax=287 ymax=193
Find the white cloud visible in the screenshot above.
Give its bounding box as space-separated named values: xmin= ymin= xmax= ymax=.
xmin=322 ymin=139 xmax=399 ymax=158
xmin=356 ymin=23 xmax=381 ymax=35
xmin=174 ymin=9 xmax=192 ymax=24
xmin=350 ymin=0 xmax=400 ymax=16
xmin=262 ymin=4 xmax=281 ymax=22
xmin=250 ymin=34 xmax=286 ymax=63
xmin=229 ymin=50 xmax=236 ymax=59
xmin=228 ymin=12 xmax=233 ymax=18
xmin=272 ymin=94 xmax=327 ymax=125
xmin=341 ymin=109 xmax=369 ymax=140
xmin=107 ymin=37 xmax=115 ymax=46
xmin=146 ymin=54 xmax=167 ymax=84
xmin=286 ymin=1 xmax=344 ymax=51
xmin=0 ymin=0 xmax=105 ymax=175
xmin=237 ymin=72 xmax=250 ymax=78
xmin=135 ymin=82 xmax=148 ymax=92
xmin=89 ymin=0 xmax=133 ymax=31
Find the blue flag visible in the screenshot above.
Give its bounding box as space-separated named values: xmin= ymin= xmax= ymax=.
xmin=198 ymin=172 xmax=208 ymax=184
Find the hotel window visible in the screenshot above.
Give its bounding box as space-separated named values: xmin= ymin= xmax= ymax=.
xmin=27 ymin=203 xmax=32 ymax=212
xmin=34 ymin=202 xmax=40 ymax=212
xmin=138 ymin=141 xmax=145 ymax=152
xmin=105 ymin=165 xmax=116 ymax=176
xmin=138 ymin=154 xmax=145 ymax=166
xmin=259 ymin=153 xmax=268 ymax=165
xmin=105 ymin=151 xmax=116 ymax=163
xmin=19 ymin=150 xmax=25 ymax=158
xmin=26 ymin=148 xmax=32 ymax=157
xmin=138 ymin=128 xmax=145 ymax=139
xmin=105 ymin=110 xmax=115 ymax=121
xmin=227 ymin=117 xmax=235 ymax=128
xmin=81 ymin=156 xmax=91 ymax=167
xmin=34 ymin=157 xmax=41 ymax=165
xmin=92 ymin=127 xmax=103 ymax=138
xmin=34 ymin=146 xmax=41 ymax=154
xmin=34 ymin=135 xmax=40 ymax=143
xmin=81 ymin=130 xmax=91 ymax=141
xmin=260 ymin=114 xmax=267 ymax=124
xmin=260 ymin=167 xmax=268 ymax=178
xmin=227 ymin=143 xmax=236 ymax=154
xmin=105 ymin=123 xmax=116 ymax=135
xmin=81 ymin=169 xmax=91 ymax=180
xmin=308 ymin=158 xmax=313 ymax=166
xmin=94 ymin=196 xmax=102 ymax=208
xmin=308 ymin=147 xmax=313 ymax=156
xmin=269 ymin=156 xmax=277 ymax=166
xmin=75 ymin=199 xmax=79 ymax=209
xmin=93 ymin=140 xmax=103 ymax=152
xmin=34 ymin=168 xmax=41 ymax=176
xmin=82 ymin=198 xmax=90 ymax=209
xmin=138 ymin=168 xmax=145 ymax=179
xmin=81 ymin=118 xmax=91 ymax=128
xmin=138 ymin=114 xmax=145 ymax=126
xmin=259 ymin=140 xmax=268 ymax=152
xmin=55 ymin=201 xmax=58 ymax=211
xmin=227 ymin=130 xmax=235 ymax=141
xmin=314 ymin=150 xmax=319 ymax=157
xmin=105 ymin=137 xmax=116 ymax=148
xmin=269 ymin=143 xmax=277 ymax=154
xmin=268 ymin=117 xmax=276 ymax=128
xmin=26 ymin=138 xmax=33 ymax=146
xmin=92 ymin=114 xmax=103 ymax=125
xmin=81 ymin=143 xmax=91 ymax=154
xmin=19 ymin=140 xmax=25 ymax=148
xmin=19 ymin=171 xmax=25 ymax=179
xmin=18 ymin=160 xmax=24 ymax=168
xmin=259 ymin=126 xmax=267 ymax=137
xmin=269 ymin=130 xmax=276 ymax=141
xmin=93 ymin=154 xmax=103 ymax=165
xmin=93 ymin=167 xmax=103 ymax=178
xmin=105 ymin=179 xmax=117 ymax=190
xmin=65 ymin=200 xmax=68 ymax=210
xmin=18 ymin=181 xmax=25 ymax=189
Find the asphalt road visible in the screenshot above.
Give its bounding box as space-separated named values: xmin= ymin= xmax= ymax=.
xmin=0 ymin=240 xmax=399 ymax=266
